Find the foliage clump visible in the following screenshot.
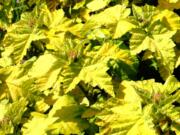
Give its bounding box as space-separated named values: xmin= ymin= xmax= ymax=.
xmin=0 ymin=0 xmax=179 ymax=134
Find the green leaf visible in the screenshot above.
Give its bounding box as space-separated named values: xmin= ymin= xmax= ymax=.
xmin=48 ymin=95 xmax=89 ymax=134
xmin=0 ymin=98 xmax=27 ymax=134
xmin=130 ymin=28 xmax=151 ymax=54
xmin=167 ymin=0 xmax=179 ymax=3
xmin=6 ymin=98 xmax=28 ymax=125
xmin=164 ymin=75 xmax=180 ymax=94
xmin=83 ymin=4 xmax=133 ymax=39
xmin=176 ymin=56 xmax=180 ymax=68
xmin=41 ymin=5 xmax=83 ymax=51
xmin=0 ymin=66 xmax=13 ymax=99
xmin=96 ymin=99 xmax=158 ymax=135
xmin=61 ymin=62 xmax=82 ymax=93
xmin=96 ymin=77 xmax=180 ymax=134
xmin=124 ymin=78 xmax=180 ymax=129
xmin=171 ymin=123 xmax=180 ymax=135
xmin=5 ymin=58 xmax=36 ymax=101
xmin=154 ymin=38 xmax=176 ymax=80
xmin=28 ymin=53 xmax=66 ymax=92
xmin=132 ymin=4 xmax=157 ymax=24
xmin=0 ymin=1 xmax=179 ymax=134
xmin=79 ymin=62 xmax=114 ymax=96
xmin=130 ymin=20 xmax=176 ymax=80
xmin=29 ymin=53 xmax=58 ymax=77
xmin=0 ymin=0 xmax=13 ymax=29
xmin=61 ymin=61 xmax=114 ymax=96
xmin=91 ymin=42 xmax=134 ymax=66
xmin=153 ymin=9 xmax=180 ymax=31
xmin=130 ymin=17 xmax=176 ymax=54
xmin=158 ymin=0 xmax=180 ymax=10
xmin=3 ymin=5 xmax=46 ymax=64
xmin=113 ymin=19 xmax=135 ymax=39
xmin=62 ymin=42 xmax=134 ymax=96
xmin=86 ymin=0 xmax=110 ymax=12
xmin=0 ymin=101 xmax=14 ymax=134
xmin=22 ymin=113 xmax=58 ymax=135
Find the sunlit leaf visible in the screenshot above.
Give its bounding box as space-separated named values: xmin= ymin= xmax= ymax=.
xmin=48 ymin=95 xmax=89 ymax=134
xmin=22 ymin=114 xmax=58 ymax=135
xmin=158 ymin=0 xmax=180 ymax=10
xmin=3 ymin=5 xmax=46 ymax=64
xmin=86 ymin=0 xmax=110 ymax=12
xmin=83 ymin=4 xmax=133 ymax=39
xmin=130 ymin=18 xmax=176 ymax=80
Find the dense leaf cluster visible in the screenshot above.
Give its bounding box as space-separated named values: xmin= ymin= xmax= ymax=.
xmin=0 ymin=0 xmax=179 ymax=134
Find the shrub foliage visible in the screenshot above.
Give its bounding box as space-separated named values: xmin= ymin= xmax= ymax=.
xmin=0 ymin=0 xmax=179 ymax=134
